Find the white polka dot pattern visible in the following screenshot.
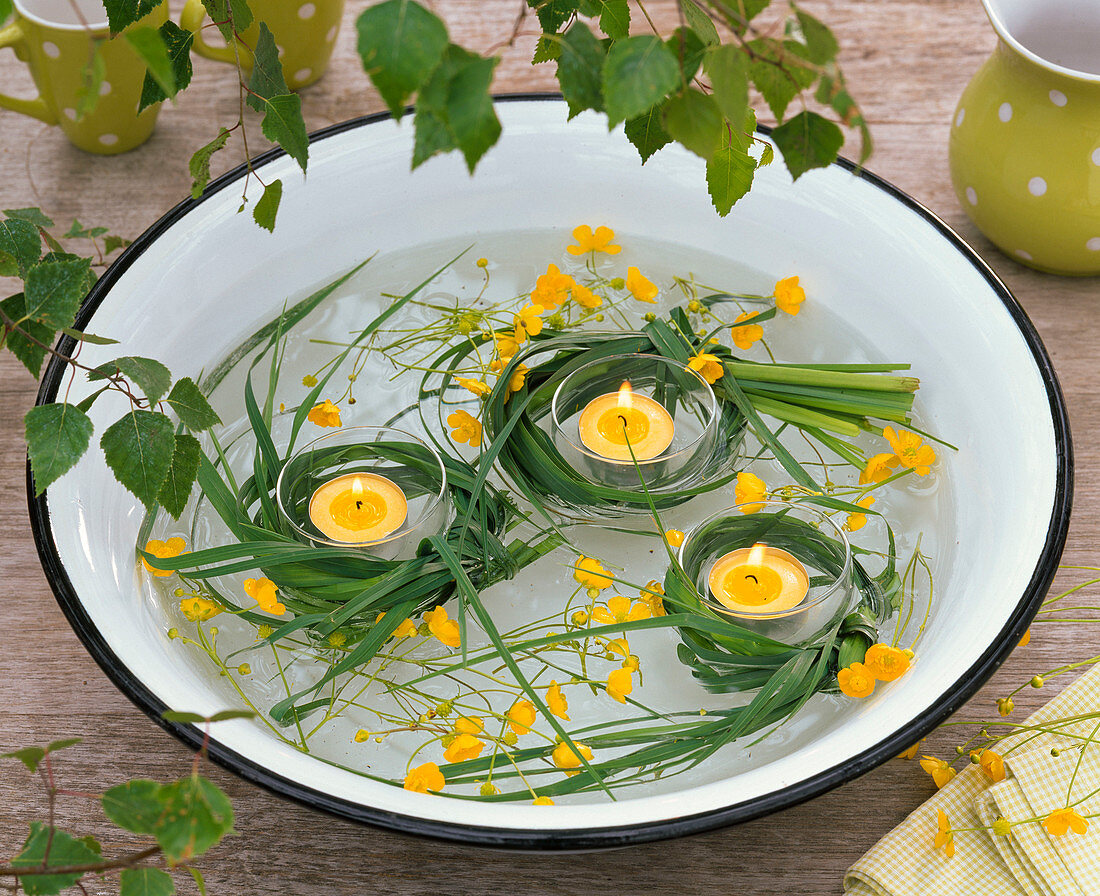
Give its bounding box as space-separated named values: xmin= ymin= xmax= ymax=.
xmin=1049 ymin=90 xmax=1067 ymax=107
xmin=998 ymin=102 xmax=1012 ymax=122
xmin=1028 ymin=177 xmax=1047 ymax=196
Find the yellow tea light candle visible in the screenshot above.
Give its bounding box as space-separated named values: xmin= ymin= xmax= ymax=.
xmin=308 ymin=473 xmax=408 ymax=544
xmin=708 ymin=543 xmax=809 ymax=614
xmin=577 ymin=381 xmax=675 ymax=461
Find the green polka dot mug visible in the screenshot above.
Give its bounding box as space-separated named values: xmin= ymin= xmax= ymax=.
xmin=180 ymin=0 xmax=344 ymax=91
xmin=0 ymin=0 xmax=167 ymax=154
xmin=949 ymin=0 xmax=1100 ymax=275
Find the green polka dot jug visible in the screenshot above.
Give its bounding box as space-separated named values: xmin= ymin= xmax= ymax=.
xmin=0 ymin=0 xmax=167 ymax=155
xmin=949 ymin=0 xmax=1100 ymax=275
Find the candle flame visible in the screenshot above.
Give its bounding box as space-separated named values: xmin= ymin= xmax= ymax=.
xmin=747 ymin=542 xmax=768 ymax=566
xmin=617 ymin=380 xmax=634 ymax=411
xmin=351 ymin=476 xmax=364 ymax=498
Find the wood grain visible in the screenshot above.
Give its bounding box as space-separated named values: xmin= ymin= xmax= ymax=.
xmin=1 ymin=2 xmax=1097 ymax=893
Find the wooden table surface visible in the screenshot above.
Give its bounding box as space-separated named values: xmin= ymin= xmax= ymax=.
xmin=2 ymin=2 xmax=1097 ymax=893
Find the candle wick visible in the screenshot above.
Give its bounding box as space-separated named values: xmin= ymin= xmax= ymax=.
xmin=746 ymin=574 xmax=758 ymax=584
xmin=618 ymin=414 xmax=628 ymax=428
xmin=355 ymin=500 xmax=363 ymax=510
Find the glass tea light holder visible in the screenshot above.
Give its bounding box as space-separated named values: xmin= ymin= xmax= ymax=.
xmin=276 ymin=426 xmax=450 ymax=560
xmin=550 ymin=354 xmax=722 ymax=493
xmin=678 ymin=500 xmax=857 ymax=643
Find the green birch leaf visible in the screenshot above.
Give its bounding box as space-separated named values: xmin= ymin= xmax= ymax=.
xmin=0 ymin=249 xmax=14 ymax=276
xmin=411 ymin=104 xmax=456 ymax=167
xmin=705 ymin=42 xmax=749 ymax=125
xmin=416 ymin=45 xmax=501 ymax=172
xmin=3 ymin=208 xmax=53 ymax=228
xmin=706 ymin=137 xmax=756 ymax=215
xmin=252 ymin=179 xmax=283 ymax=232
xmin=533 ymin=0 xmax=577 ymax=33
xmin=120 ymin=868 xmax=176 ymax=896
xmin=759 ymin=142 xmax=775 ymax=166
xmin=189 ymin=127 xmax=231 ymax=199
xmin=200 ymin=0 xmax=252 ymax=42
xmin=663 ymin=88 xmax=723 ymax=159
xmin=89 ymin=355 xmax=172 ymax=404
xmin=103 ymin=0 xmax=160 ymax=33
xmin=1 ymin=294 xmax=54 ymax=377
xmin=2 ymin=746 xmax=46 ymax=772
xmin=723 ymin=0 xmax=771 ymax=34
xmin=246 ymin=22 xmax=289 ymax=112
xmin=602 ymin=35 xmax=680 ymax=126
xmin=665 ymin=26 xmax=706 ymax=81
xmin=623 ymin=104 xmax=671 ymax=162
xmin=124 ymin=26 xmax=175 ymax=103
xmin=75 ymin=43 xmax=106 ymax=119
xmin=258 ymin=93 xmax=309 ymax=173
xmin=229 ymin=0 xmax=252 ymax=33
xmin=0 ymin=0 xmax=12 ymax=25
xmin=166 ymin=377 xmax=221 ymax=430
xmin=0 ymin=217 xmax=41 ymax=276
xmin=208 ymin=709 xmax=255 ymax=721
xmin=596 ymin=0 xmax=629 ymax=39
xmin=793 ymin=7 xmax=839 ymax=65
xmin=12 ymin=824 xmax=103 ymax=895
xmin=138 ymin=21 xmax=194 ymax=112
xmin=101 ymin=780 xmax=164 ymax=835
xmin=24 ymin=257 xmax=92 ymax=329
xmin=817 ymin=70 xmax=871 ymax=163
xmin=679 ymin=0 xmax=720 ymax=45
xmin=104 ymin=234 xmax=131 ymax=254
xmin=157 ymin=433 xmax=201 ymax=519
xmin=531 ymin=34 xmax=560 ymax=63
xmin=46 ymin=737 xmax=81 ymax=752
xmin=100 ymin=410 xmax=176 ymax=508
xmin=188 ymin=868 xmax=208 ymax=896
xmin=356 ymin=0 xmax=449 ymax=119
xmin=771 ymin=110 xmax=843 ymax=179
xmin=154 ymin=776 xmax=235 ymax=863
xmin=747 ymin=37 xmax=816 ymax=120
xmin=160 ymin=711 xmax=207 ymax=724
xmin=63 ymin=220 xmax=108 ymax=239
xmin=60 ymin=326 xmax=118 ymax=345
xmin=556 ymin=22 xmax=605 ymax=118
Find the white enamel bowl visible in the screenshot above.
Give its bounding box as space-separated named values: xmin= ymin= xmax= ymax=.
xmin=29 ymin=98 xmax=1072 ymax=849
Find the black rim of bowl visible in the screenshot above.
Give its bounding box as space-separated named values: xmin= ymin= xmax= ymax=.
xmin=26 ymin=94 xmax=1074 ymax=851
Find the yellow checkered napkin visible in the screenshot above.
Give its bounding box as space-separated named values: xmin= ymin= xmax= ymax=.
xmin=844 ymin=664 xmax=1100 ymax=896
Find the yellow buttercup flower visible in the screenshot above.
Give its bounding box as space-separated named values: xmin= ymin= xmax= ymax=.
xmin=403 ymin=762 xmax=445 ymax=793
xmin=567 ymin=224 xmax=621 ymax=256
xmin=687 ymin=351 xmax=724 ymax=384
xmin=376 ymin=612 xmax=418 ymax=638
xmin=664 ymin=529 xmax=684 ymax=547
xmin=572 ymin=282 xmax=602 ymax=309
xmin=593 ymin=594 xmax=651 ymax=625
xmin=423 ymin=605 xmax=462 ymax=648
xmin=453 ymin=716 xmax=484 ymax=736
xmin=444 ymin=733 xmax=485 ymax=763
xmin=920 ymin=755 xmax=957 ymax=790
xmin=774 ymin=275 xmax=806 ymax=315
xmin=641 ymin=580 xmax=666 ymax=617
xmin=934 ymin=809 xmax=955 ymax=857
xmin=530 ymin=263 xmax=575 ymax=310
xmin=625 ymin=266 xmax=658 ymax=302
xmin=859 ymin=452 xmax=900 ymax=485
xmin=1043 ymin=807 xmax=1089 ymax=836
xmin=306 ymin=399 xmax=342 ymax=428
xmin=605 ymin=637 xmax=630 ymax=658
xmin=837 ymin=662 xmax=876 ymax=698
xmin=546 ymin=680 xmax=570 ymax=720
xmin=992 ymin=816 xmax=1012 ymax=838
xmin=447 ymin=409 xmax=482 ymax=448
xmin=506 ymin=699 xmax=536 ymax=735
xmin=735 ymin=470 xmax=767 ymax=513
xmin=606 ymin=667 xmax=634 ymax=703
xmin=997 ymin=697 xmax=1015 ymax=716
xmin=505 ymin=363 xmax=528 ymax=397
xmin=573 ymin=556 xmax=613 ymax=590
xmin=978 ymin=749 xmax=1005 ymax=783
xmin=494 ymin=331 xmax=521 ymax=361
xmin=143 ymin=536 xmax=186 ymax=576
xmin=730 ymin=312 xmax=764 ymax=350
xmin=456 ymin=376 xmax=491 ymax=398
xmin=846 ymin=495 xmax=876 ymax=533
xmin=883 ymin=426 xmax=936 ymax=476
xmin=513 ymin=304 xmax=544 ymax=344
xmin=897 ymin=741 xmax=921 ymax=760
xmin=863 ymin=643 xmax=910 ymax=682
xmin=532 ymin=796 xmax=554 ymax=805
xmin=302 ymin=374 xmax=318 ymax=387
xmin=244 ymin=577 xmax=285 ymax=615
xmin=180 ymin=596 xmax=221 ymax=622
xmin=552 ymin=740 xmax=594 ymax=775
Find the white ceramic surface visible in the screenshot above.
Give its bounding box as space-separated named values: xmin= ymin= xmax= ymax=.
xmin=31 ymin=99 xmax=1070 ymax=846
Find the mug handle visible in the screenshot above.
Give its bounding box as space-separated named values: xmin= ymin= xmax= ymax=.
xmin=0 ymin=21 xmax=58 ymax=124
xmin=180 ymin=0 xmax=246 ymax=65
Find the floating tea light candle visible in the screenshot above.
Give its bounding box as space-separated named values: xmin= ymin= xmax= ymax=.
xmin=577 ymin=381 xmax=675 ymax=462
xmin=308 ymin=473 xmax=408 ymax=544
xmin=708 ymin=542 xmax=810 ymax=614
